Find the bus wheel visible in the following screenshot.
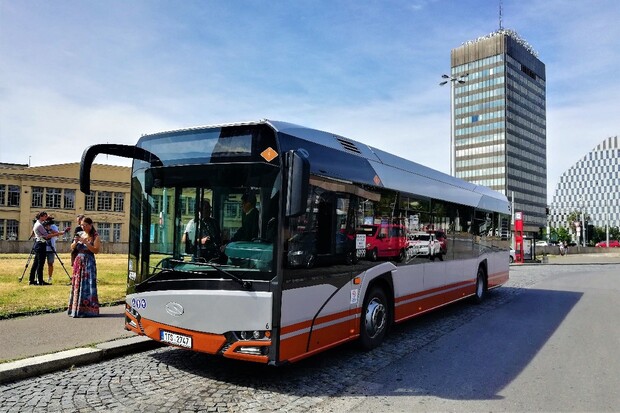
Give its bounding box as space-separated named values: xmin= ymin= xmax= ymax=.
xmin=360 ymin=286 xmax=389 ymax=350
xmin=370 ymin=248 xmax=378 ymax=261
xmin=473 ymin=265 xmax=487 ymax=304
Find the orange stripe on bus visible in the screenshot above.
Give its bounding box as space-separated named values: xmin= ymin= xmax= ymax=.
xmin=489 ymin=271 xmax=509 ymax=288
xmin=280 ymin=307 xmax=359 ymax=335
xmin=279 ymin=318 xmax=358 ymax=363
xmin=394 ymin=283 xmax=474 ymax=322
xmin=395 ymin=279 xmax=473 ymax=304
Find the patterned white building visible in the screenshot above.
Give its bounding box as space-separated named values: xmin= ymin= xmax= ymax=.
xmin=549 ymin=136 xmax=619 ymax=229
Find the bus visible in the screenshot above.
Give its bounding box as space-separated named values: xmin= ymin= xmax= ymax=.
xmin=80 ymin=119 xmax=510 ymax=365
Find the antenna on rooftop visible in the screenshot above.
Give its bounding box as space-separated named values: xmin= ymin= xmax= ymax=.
xmin=499 ymin=0 xmax=503 ymax=30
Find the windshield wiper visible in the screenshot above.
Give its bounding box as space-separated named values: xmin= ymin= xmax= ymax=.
xmin=168 ymin=259 xmax=253 ymax=290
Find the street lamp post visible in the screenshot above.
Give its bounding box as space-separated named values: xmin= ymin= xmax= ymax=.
xmin=601 ymin=174 xmax=612 ymax=247
xmin=440 ymin=72 xmax=468 ymax=176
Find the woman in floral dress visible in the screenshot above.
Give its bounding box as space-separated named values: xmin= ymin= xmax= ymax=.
xmin=68 ymin=217 xmax=101 ymax=317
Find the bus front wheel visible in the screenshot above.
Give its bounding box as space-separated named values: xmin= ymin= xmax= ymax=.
xmin=360 ymin=286 xmax=389 ymax=350
xmin=473 ymin=265 xmax=487 ymax=304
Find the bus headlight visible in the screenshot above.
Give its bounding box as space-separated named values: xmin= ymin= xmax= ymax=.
xmin=236 ymin=330 xmax=270 ymax=341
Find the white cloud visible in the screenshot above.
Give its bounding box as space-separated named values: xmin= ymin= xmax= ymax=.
xmin=0 ymin=85 xmax=174 ymax=167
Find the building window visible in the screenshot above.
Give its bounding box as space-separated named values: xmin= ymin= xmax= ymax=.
xmin=113 ymin=223 xmax=122 ymax=242
xmin=0 ymin=219 xmax=3 ymax=240
xmin=64 ymin=189 xmax=75 ymax=209
xmin=98 ymin=222 xmax=111 ymax=242
xmin=98 ymin=191 xmax=112 ymax=211
xmin=46 ymin=188 xmax=62 ymax=209
xmin=6 ymin=219 xmax=19 ymax=240
xmin=31 ymin=187 xmax=44 ymax=208
xmin=85 ymin=191 xmax=97 ymax=210
xmin=114 ymin=192 xmax=124 ymax=212
xmin=0 ymin=185 xmax=5 ymax=206
xmin=152 ymin=195 xmax=171 ymax=214
xmin=8 ymin=185 xmax=20 ymax=207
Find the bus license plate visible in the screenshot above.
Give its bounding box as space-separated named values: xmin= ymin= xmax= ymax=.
xmin=160 ymin=330 xmax=192 ymax=348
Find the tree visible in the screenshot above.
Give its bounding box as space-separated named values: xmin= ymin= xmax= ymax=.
xmin=566 ymin=210 xmax=591 ymax=227
xmin=557 ymin=227 xmax=571 ymax=243
xmin=550 ymin=226 xmax=571 ymax=244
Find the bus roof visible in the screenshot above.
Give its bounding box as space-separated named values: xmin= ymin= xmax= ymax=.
xmin=140 ymin=119 xmax=509 ymax=213
xmin=264 ymin=120 xmax=509 ymax=214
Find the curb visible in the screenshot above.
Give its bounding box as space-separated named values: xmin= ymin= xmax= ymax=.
xmin=0 ymin=336 xmax=161 ymax=385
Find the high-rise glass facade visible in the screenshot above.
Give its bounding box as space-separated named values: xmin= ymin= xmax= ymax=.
xmin=451 ymin=30 xmax=547 ymax=233
xmin=549 ymin=136 xmax=619 ymax=229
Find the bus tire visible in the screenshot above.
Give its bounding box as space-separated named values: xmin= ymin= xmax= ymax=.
xmin=473 ymin=265 xmax=487 ymax=304
xmin=360 ymin=285 xmax=389 ymax=350
xmin=370 ymin=248 xmax=378 ymax=261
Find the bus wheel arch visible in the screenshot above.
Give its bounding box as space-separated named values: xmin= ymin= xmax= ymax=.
xmin=360 ymin=276 xmax=393 ymax=350
xmin=473 ymin=261 xmax=488 ymax=304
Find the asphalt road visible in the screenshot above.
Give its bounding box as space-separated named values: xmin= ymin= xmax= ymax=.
xmin=1 ymin=263 xmax=619 ymax=412
xmin=317 ymin=264 xmax=620 ymax=412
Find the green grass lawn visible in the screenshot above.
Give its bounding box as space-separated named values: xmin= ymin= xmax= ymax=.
xmin=0 ymin=253 xmax=128 ymax=318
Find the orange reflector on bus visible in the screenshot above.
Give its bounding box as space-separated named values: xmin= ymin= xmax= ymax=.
xmin=353 ymin=277 xmax=361 ymax=285
xmin=261 ymin=147 xmax=278 ymax=162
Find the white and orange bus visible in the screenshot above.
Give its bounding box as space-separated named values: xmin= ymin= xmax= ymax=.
xmin=80 ymin=120 xmax=510 ymax=365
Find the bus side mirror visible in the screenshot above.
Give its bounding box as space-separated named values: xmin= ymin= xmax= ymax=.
xmin=285 ymin=150 xmax=309 ymax=217
xmin=80 ymin=144 xmax=162 ymax=194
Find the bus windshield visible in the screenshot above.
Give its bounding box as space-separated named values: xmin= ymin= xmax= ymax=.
xmin=127 ymin=127 xmax=281 ymax=290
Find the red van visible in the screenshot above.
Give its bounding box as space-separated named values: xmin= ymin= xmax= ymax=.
xmin=359 ymin=224 xmax=408 ymax=262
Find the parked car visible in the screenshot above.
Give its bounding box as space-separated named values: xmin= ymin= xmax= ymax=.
xmin=359 ymin=223 xmax=408 ymax=262
xmin=595 ymin=240 xmax=620 ymax=248
xmin=407 ymin=232 xmax=440 ymax=256
xmin=509 ymin=248 xmax=516 ymax=263
xmin=535 ymin=240 xmax=548 ymax=247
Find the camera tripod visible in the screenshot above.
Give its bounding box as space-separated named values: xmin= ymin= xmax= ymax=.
xmin=19 ymin=240 xmax=71 ymax=283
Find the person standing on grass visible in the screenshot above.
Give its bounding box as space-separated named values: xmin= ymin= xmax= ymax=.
xmin=68 ymin=217 xmax=101 ymax=317
xmin=29 ymin=211 xmax=63 ymax=286
xmin=44 ymin=219 xmax=60 ymax=284
xmin=70 ymin=214 xmax=85 ymax=266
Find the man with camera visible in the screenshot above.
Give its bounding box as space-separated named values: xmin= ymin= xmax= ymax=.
xmin=29 ymin=211 xmax=63 ymax=286
xmin=44 ymin=217 xmax=60 ymax=283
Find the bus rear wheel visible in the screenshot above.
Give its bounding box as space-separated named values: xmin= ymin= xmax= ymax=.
xmin=360 ymin=286 xmax=389 ymax=350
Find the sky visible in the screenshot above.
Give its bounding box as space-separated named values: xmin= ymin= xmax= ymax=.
xmin=1 ymin=0 xmax=619 ymax=203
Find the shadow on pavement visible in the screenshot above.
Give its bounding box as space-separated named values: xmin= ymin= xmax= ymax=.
xmin=145 ymin=286 xmax=581 ymax=402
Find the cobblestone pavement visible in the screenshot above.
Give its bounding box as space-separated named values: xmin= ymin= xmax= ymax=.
xmin=1 ymin=264 xmax=614 ymax=412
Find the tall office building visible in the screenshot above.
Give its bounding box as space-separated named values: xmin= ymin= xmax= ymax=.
xmin=450 ymin=29 xmax=547 ymax=234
